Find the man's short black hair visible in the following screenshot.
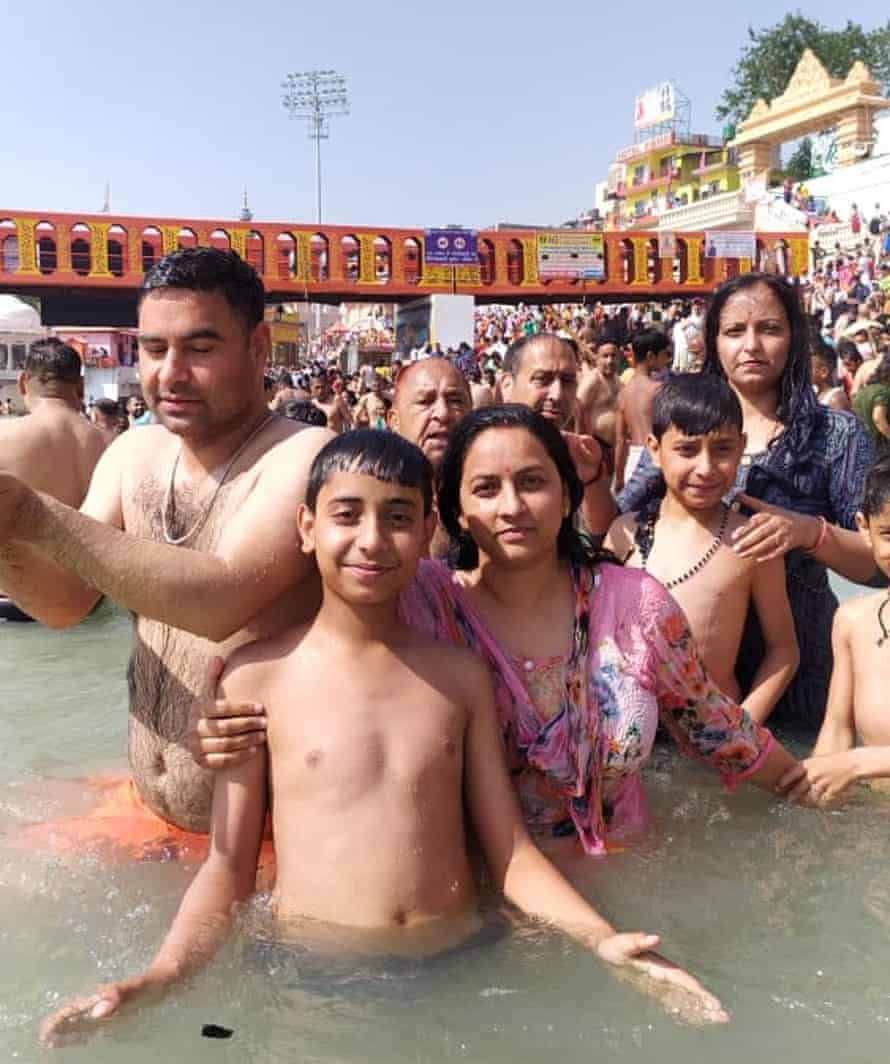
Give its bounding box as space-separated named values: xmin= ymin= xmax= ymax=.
xmin=630 ymin=329 xmax=670 ymax=363
xmin=862 ymin=456 xmax=890 ymax=519
xmin=652 ymin=373 xmax=743 ymax=442
xmin=139 ymin=247 xmax=265 ymax=332
xmin=24 ymin=339 xmax=82 ymax=384
xmin=306 ymin=428 xmax=433 ymax=514
xmin=281 ymin=399 xmax=328 ymax=428
xmin=502 ymin=333 xmax=578 ymax=377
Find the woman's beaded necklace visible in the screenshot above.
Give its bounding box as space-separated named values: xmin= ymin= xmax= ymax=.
xmin=641 ymin=503 xmax=730 ymax=590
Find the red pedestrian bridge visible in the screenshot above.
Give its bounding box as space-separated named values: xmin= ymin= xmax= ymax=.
xmin=0 ymin=210 xmax=808 ymax=325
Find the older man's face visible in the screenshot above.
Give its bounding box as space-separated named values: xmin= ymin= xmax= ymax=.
xmin=390 ymin=361 xmax=471 ymax=467
xmin=502 ymin=336 xmax=578 ymax=428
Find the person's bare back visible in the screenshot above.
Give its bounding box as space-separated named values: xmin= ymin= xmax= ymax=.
xmin=619 ymin=372 xmax=662 ymax=447
xmin=0 ymin=402 xmax=104 ymax=511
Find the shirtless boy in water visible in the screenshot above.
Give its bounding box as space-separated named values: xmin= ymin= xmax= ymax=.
xmin=613 ymin=330 xmax=671 ymax=493
xmin=606 ymin=375 xmax=799 ymax=724
xmin=788 ymin=457 xmax=890 ymax=802
xmin=42 ymin=431 xmax=726 ymax=1043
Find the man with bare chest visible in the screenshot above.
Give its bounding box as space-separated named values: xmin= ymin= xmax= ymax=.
xmin=576 ymin=341 xmax=622 ymax=449
xmin=310 ymin=370 xmax=351 ymax=433
xmin=0 ymin=249 xmax=330 ymax=832
xmin=613 ymin=330 xmax=672 ymax=494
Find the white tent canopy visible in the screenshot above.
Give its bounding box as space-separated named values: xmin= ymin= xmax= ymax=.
xmin=0 ymin=295 xmax=43 ymax=334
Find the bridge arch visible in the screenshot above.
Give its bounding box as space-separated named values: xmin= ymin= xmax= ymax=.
xmin=107 ymin=224 xmax=127 ymax=277
xmin=402 ymin=237 xmax=421 ymax=285
xmin=478 ymin=238 xmax=495 ymax=286
xmin=341 ymin=235 xmax=359 ymax=283
xmin=374 ymin=236 xmax=391 ymax=282
xmin=1 ymin=220 xmax=19 ymax=273
xmin=142 ymin=226 xmax=162 ymax=272
xmin=36 ymin=221 xmax=57 ymax=274
xmin=70 ymin=223 xmax=91 ymax=276
xmin=505 ymin=239 xmax=524 ymax=285
xmin=246 ymin=230 xmax=264 ymax=273
xmin=311 ymin=234 xmax=329 ymax=281
xmin=209 ymin=228 xmax=231 ymax=251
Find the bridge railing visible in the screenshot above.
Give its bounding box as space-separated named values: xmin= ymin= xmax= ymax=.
xmin=0 ymin=212 xmax=809 ymax=297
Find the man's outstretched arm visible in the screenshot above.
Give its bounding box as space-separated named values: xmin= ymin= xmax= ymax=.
xmin=0 ymin=427 xmax=330 ymax=640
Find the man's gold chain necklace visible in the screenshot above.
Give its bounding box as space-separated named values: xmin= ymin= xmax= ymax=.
xmin=161 ymin=412 xmax=276 ymax=546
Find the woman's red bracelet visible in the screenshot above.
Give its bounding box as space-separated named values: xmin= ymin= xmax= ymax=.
xmin=805 ymin=515 xmax=828 ymax=553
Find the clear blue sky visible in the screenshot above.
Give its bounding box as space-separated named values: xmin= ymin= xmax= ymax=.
xmin=5 ymin=1 xmax=888 ymax=229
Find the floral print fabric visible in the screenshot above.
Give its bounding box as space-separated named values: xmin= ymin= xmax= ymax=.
xmin=400 ymin=560 xmax=773 ymax=855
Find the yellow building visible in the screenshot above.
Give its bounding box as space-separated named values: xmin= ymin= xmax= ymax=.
xmin=605 ymin=133 xmax=739 ymax=230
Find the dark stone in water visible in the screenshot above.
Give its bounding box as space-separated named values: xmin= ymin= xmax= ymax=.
xmin=201 ymin=1024 xmax=233 ymax=1039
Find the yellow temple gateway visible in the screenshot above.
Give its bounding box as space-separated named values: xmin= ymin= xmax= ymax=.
xmin=731 ymin=49 xmax=889 ymax=182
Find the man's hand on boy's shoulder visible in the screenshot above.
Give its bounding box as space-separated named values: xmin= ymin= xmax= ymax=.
xmin=188 ymin=655 xmax=268 ymax=772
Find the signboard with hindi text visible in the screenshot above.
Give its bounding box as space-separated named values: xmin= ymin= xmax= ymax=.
xmin=423 ymin=229 xmax=479 ymax=267
xmin=704 ymin=231 xmax=756 ymax=260
xmin=536 ymin=232 xmax=605 ymax=280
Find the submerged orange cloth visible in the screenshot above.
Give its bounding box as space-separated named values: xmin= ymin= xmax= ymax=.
xmin=15 ymin=774 xmax=275 ymax=869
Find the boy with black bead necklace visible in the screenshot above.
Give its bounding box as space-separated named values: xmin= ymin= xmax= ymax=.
xmin=605 ymin=374 xmax=799 ymax=725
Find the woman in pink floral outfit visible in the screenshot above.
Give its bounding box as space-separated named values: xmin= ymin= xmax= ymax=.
xmin=401 ymin=405 xmax=809 ymax=856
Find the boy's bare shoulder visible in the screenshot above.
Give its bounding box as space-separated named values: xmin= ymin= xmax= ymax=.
xmin=401 ymin=631 xmax=493 ymax=699
xmin=835 ymin=592 xmax=882 ymax=637
xmin=222 ymin=624 xmax=312 ymax=696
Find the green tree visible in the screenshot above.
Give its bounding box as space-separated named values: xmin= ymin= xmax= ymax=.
xmin=716 ymin=14 xmax=890 ymax=125
xmin=785 ymin=137 xmax=813 ymax=182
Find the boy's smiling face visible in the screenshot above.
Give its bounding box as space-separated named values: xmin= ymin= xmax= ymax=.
xmin=649 ymin=423 xmax=746 ymax=512
xmin=299 ymin=470 xmax=433 ymax=604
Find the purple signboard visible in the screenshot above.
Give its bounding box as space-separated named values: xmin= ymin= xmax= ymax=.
xmin=423 ymin=228 xmax=479 ymax=266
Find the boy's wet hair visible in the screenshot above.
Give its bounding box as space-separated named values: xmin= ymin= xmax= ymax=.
xmin=24 ymin=338 xmax=82 ymax=384
xmin=306 ymin=429 xmax=433 ymax=515
xmin=652 ymin=373 xmax=743 ymax=442
xmin=861 ymin=456 xmax=890 ymax=519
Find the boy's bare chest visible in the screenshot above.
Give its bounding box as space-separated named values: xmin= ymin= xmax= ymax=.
xmin=850 ymin=637 xmax=890 ymax=745
xmin=266 ymin=671 xmax=466 ymax=802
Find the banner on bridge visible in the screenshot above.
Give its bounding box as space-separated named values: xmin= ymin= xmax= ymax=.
xmin=536 ymin=232 xmax=605 ymax=280
xmin=423 ymin=229 xmax=479 ymax=266
xmin=704 ymin=230 xmax=756 ymax=260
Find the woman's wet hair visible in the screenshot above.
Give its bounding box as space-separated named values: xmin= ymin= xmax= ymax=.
xmin=140 ymin=247 xmax=265 ymax=333
xmin=652 ymin=373 xmax=743 ymax=441
xmin=306 ymin=429 xmax=433 ymax=515
xmin=702 ymin=272 xmax=812 ymax=427
xmin=861 ymin=455 xmax=890 ymax=519
xmin=436 ymin=403 xmax=614 ymax=571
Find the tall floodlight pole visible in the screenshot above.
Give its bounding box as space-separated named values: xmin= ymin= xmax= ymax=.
xmin=281 ymin=70 xmax=349 ymax=224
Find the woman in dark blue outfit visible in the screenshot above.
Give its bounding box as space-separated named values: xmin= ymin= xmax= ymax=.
xmin=620 ymin=273 xmax=876 ymax=732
